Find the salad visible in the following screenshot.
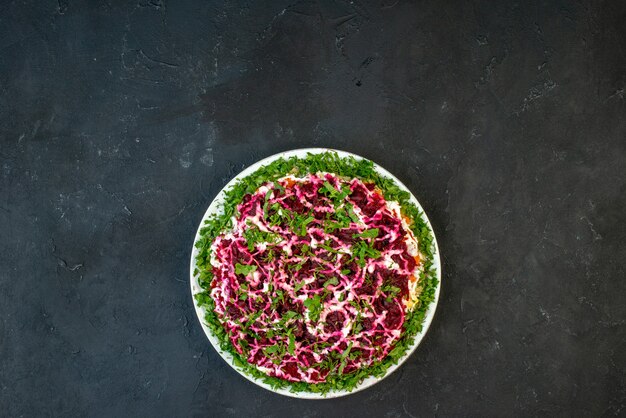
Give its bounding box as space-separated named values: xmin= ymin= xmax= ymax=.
xmin=193 ymin=152 xmax=437 ymax=394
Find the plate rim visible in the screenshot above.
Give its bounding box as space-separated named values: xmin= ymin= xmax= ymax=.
xmin=189 ymin=147 xmax=442 ymax=399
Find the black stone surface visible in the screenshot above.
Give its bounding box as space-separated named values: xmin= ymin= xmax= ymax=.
xmin=1 ymin=0 xmax=625 ymax=416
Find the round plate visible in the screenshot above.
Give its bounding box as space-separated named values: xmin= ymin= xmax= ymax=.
xmin=190 ymin=148 xmax=441 ymax=399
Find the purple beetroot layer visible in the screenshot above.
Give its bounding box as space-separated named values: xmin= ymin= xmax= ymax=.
xmin=208 ymin=173 xmax=422 ymax=383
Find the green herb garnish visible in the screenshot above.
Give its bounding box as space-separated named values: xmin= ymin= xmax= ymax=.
xmin=353 ymin=228 xmax=379 ymax=239
xmin=303 ymin=295 xmax=323 ymax=322
xmin=235 ymin=263 xmax=257 ymax=276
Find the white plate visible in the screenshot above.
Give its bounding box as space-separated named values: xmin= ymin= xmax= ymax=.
xmin=189 ymin=148 xmax=441 ymax=399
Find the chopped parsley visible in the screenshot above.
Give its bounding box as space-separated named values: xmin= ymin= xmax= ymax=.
xmin=353 ymin=228 xmax=379 ymax=239
xmin=235 ymin=263 xmax=257 ymax=276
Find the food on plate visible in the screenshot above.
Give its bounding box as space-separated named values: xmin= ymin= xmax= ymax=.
xmin=194 ymin=153 xmax=437 ymax=393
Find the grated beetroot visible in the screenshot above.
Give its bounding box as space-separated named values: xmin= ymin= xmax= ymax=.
xmin=208 ymin=173 xmax=423 ymax=383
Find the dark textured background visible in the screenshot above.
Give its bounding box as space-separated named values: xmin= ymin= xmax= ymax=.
xmin=1 ymin=0 xmax=625 ymax=416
